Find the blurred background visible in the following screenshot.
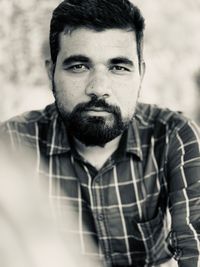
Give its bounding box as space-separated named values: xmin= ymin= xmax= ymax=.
xmin=0 ymin=0 xmax=200 ymax=123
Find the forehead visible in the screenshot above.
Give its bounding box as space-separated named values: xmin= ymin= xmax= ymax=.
xmin=57 ymin=28 xmax=138 ymax=62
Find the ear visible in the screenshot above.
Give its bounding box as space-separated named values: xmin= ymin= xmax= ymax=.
xmin=45 ymin=59 xmax=54 ymax=81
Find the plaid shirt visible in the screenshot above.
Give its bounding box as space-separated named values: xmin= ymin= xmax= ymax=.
xmin=1 ymin=102 xmax=200 ymax=267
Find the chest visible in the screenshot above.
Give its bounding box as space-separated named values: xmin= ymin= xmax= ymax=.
xmin=36 ymin=152 xmax=169 ymax=265
xmin=38 ymin=152 xmax=167 ymax=223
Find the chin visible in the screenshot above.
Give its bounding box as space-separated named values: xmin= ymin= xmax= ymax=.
xmin=71 ymin=116 xmax=128 ymax=147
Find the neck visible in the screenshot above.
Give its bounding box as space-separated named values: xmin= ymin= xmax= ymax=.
xmin=74 ymin=135 xmax=122 ymax=170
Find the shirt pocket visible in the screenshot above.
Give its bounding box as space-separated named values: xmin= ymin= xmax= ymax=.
xmin=136 ymin=209 xmax=169 ymax=262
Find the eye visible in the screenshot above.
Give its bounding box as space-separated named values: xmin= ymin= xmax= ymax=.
xmin=67 ymin=64 xmax=89 ymax=73
xmin=110 ymin=65 xmax=130 ymax=73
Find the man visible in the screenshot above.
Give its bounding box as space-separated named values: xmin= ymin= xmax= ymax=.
xmin=1 ymin=0 xmax=200 ymax=266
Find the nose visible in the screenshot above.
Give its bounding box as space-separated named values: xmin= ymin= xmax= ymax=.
xmin=85 ymin=70 xmax=110 ymax=98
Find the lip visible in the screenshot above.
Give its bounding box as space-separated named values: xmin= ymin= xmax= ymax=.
xmin=83 ymin=108 xmax=111 ymax=116
xmin=85 ymin=107 xmax=109 ymax=112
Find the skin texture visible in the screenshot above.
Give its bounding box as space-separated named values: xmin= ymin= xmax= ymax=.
xmin=47 ymin=28 xmax=145 ymax=125
xmin=46 ymin=28 xmax=146 ymax=161
xmin=46 ymin=28 xmax=145 ymax=165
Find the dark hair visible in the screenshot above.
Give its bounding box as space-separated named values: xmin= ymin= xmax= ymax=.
xmin=50 ymin=0 xmax=145 ymax=68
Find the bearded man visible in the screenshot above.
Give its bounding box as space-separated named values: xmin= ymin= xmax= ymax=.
xmin=1 ymin=1 xmax=200 ymax=266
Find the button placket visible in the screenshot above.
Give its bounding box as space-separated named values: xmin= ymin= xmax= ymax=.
xmin=92 ymin=174 xmax=111 ymax=261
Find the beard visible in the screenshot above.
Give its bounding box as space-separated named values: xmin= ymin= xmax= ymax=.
xmin=54 ymin=91 xmax=130 ymax=147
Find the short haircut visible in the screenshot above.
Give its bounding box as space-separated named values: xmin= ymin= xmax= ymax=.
xmin=50 ymin=0 xmax=145 ymax=68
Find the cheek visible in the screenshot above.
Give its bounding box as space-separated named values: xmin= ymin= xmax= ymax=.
xmin=112 ymin=80 xmax=140 ymax=116
xmin=55 ymin=71 xmax=88 ymax=95
xmin=53 ymin=79 xmax=75 ymax=109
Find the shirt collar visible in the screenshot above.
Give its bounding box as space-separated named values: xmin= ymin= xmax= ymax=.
xmin=46 ymin=104 xmax=71 ymax=156
xmin=45 ymin=104 xmax=143 ymax=160
xmin=125 ymin=118 xmax=143 ymax=160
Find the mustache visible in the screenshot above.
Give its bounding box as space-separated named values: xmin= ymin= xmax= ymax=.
xmin=72 ymin=97 xmax=121 ymax=115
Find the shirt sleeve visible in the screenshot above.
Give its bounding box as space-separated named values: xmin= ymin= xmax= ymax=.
xmin=167 ymin=119 xmax=200 ymax=267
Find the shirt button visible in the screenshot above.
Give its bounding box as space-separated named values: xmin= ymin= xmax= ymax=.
xmin=97 ymin=214 xmax=104 ymax=221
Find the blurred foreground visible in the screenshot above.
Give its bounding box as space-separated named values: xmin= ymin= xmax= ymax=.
xmin=0 ymin=143 xmax=102 ymax=267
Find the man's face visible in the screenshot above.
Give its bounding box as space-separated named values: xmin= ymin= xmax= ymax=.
xmin=49 ymin=28 xmax=145 ymax=146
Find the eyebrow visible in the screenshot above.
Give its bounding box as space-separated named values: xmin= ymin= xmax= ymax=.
xmin=62 ymin=55 xmax=91 ymax=66
xmin=109 ymin=57 xmax=134 ymax=67
xmin=62 ymin=55 xmax=134 ymax=67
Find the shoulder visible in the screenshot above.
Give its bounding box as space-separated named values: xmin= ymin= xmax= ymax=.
xmin=0 ymin=103 xmax=58 ymax=148
xmin=135 ymin=102 xmax=197 ymax=132
xmin=135 ymin=103 xmax=200 ymax=152
xmin=0 ymin=103 xmax=56 ymax=133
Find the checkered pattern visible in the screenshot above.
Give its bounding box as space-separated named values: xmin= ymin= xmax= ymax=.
xmin=1 ymin=102 xmax=200 ymax=267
